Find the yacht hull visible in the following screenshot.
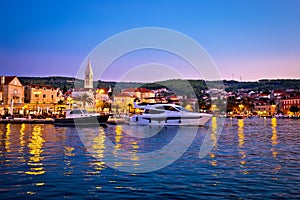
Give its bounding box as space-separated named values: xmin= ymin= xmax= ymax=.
xmin=54 ymin=115 xmax=109 ymax=126
xmin=130 ymin=114 xmax=212 ymax=126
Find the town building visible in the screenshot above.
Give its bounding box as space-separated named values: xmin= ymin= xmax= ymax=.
xmin=279 ymin=97 xmax=300 ymax=115
xmin=24 ymin=84 xmax=62 ymax=113
xmin=253 ymin=101 xmax=277 ymax=116
xmin=122 ymin=88 xmax=155 ymax=104
xmin=113 ymin=93 xmax=136 ymax=114
xmin=0 ymin=76 xmax=24 ymax=104
xmin=112 ymin=87 xmax=156 ymax=114
xmin=0 ymin=76 xmax=24 ymax=115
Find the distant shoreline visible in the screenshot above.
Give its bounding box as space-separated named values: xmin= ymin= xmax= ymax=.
xmin=15 ymin=75 xmax=300 ymax=83
xmin=10 ymin=76 xmax=300 ymax=92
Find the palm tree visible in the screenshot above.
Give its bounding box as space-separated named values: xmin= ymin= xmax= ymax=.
xmin=81 ymin=93 xmax=94 ymax=109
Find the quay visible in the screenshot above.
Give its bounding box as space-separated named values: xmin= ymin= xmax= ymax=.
xmin=0 ymin=117 xmax=130 ymax=125
xmin=107 ymin=117 xmax=129 ymax=125
xmin=0 ymin=118 xmax=54 ymax=124
xmin=0 ymin=115 xmax=299 ymax=125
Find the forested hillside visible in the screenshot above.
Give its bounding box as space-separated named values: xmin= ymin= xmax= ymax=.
xmin=18 ymin=76 xmax=300 ymax=93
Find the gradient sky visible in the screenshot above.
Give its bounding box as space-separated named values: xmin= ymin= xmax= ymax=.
xmin=1 ymin=0 xmax=300 ymax=81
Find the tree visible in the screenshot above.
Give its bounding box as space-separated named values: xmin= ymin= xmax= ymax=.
xmin=96 ymin=100 xmax=110 ymax=111
xmin=58 ymin=100 xmax=64 ymax=104
xmin=226 ymin=96 xmax=238 ymax=113
xmin=289 ymin=105 xmax=299 ymax=115
xmin=80 ymin=93 xmax=94 ymax=109
xmin=62 ymin=85 xmax=68 ymax=95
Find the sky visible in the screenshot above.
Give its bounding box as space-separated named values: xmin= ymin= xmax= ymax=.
xmin=0 ymin=0 xmax=300 ymax=81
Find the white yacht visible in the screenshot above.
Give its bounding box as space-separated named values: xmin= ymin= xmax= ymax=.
xmin=130 ymin=103 xmax=212 ymax=126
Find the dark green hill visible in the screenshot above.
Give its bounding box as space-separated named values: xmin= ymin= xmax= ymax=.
xmin=223 ymin=79 xmax=300 ymax=92
xmin=18 ymin=76 xmax=78 ymax=89
xmin=18 ymin=76 xmax=300 ymax=93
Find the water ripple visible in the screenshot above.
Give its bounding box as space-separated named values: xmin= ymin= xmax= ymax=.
xmin=0 ymin=119 xmax=300 ymax=199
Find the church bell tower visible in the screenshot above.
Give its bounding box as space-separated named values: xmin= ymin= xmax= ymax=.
xmin=84 ymin=58 xmax=93 ymax=88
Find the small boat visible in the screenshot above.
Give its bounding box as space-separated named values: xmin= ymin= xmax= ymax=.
xmin=130 ymin=102 xmax=212 ymax=126
xmin=54 ymin=109 xmax=109 ymax=126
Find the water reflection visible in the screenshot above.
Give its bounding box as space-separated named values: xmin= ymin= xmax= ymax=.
xmin=130 ymin=140 xmax=140 ymax=167
xmin=63 ymin=143 xmax=75 ymax=175
xmin=112 ymin=125 xmax=140 ymax=169
xmin=0 ymin=120 xmax=300 ymax=199
xmin=57 ymin=127 xmax=76 ymax=176
xmin=113 ymin=125 xmax=123 ymax=168
xmin=237 ymin=119 xmax=248 ymax=174
xmin=25 ymin=125 xmax=45 ymax=175
xmin=5 ymin=124 xmax=11 ymax=153
xmin=271 ymin=118 xmax=281 ymax=174
xmin=271 ymin=118 xmax=278 ymax=158
xmin=237 ymin=119 xmax=244 ymax=148
xmin=209 ymin=117 xmax=218 ymax=167
xmin=19 ymin=123 xmax=26 ymax=162
xmin=64 ymin=146 xmax=75 ymax=157
xmin=91 ymin=127 xmax=106 ymax=172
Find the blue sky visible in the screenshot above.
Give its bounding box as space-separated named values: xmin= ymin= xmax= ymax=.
xmin=0 ymin=0 xmax=300 ymax=81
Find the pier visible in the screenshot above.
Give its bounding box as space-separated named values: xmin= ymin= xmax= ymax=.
xmin=0 ymin=118 xmax=54 ymax=124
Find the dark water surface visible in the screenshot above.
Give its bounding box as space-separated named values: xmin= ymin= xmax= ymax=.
xmin=0 ymin=118 xmax=299 ymax=199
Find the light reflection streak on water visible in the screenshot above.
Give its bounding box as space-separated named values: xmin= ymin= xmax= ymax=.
xmin=237 ymin=119 xmax=248 ymax=174
xmin=271 ymin=118 xmax=281 ymax=174
xmin=60 ymin=127 xmax=75 ymax=176
xmin=112 ymin=125 xmax=140 ymax=170
xmin=130 ymin=140 xmax=140 ymax=167
xmin=271 ymin=118 xmax=278 ymax=158
xmin=63 ymin=140 xmax=75 ymax=176
xmin=18 ymin=123 xmax=26 ymax=162
xmin=5 ymin=124 xmax=11 ymax=153
xmin=113 ymin=125 xmax=123 ymax=168
xmin=25 ymin=125 xmax=45 ymax=176
xmin=90 ymin=127 xmax=106 ymax=172
xmin=209 ymin=117 xmax=218 ymax=167
xmin=64 ymin=146 xmax=75 ymax=157
xmin=0 ymin=127 xmax=2 ymax=157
